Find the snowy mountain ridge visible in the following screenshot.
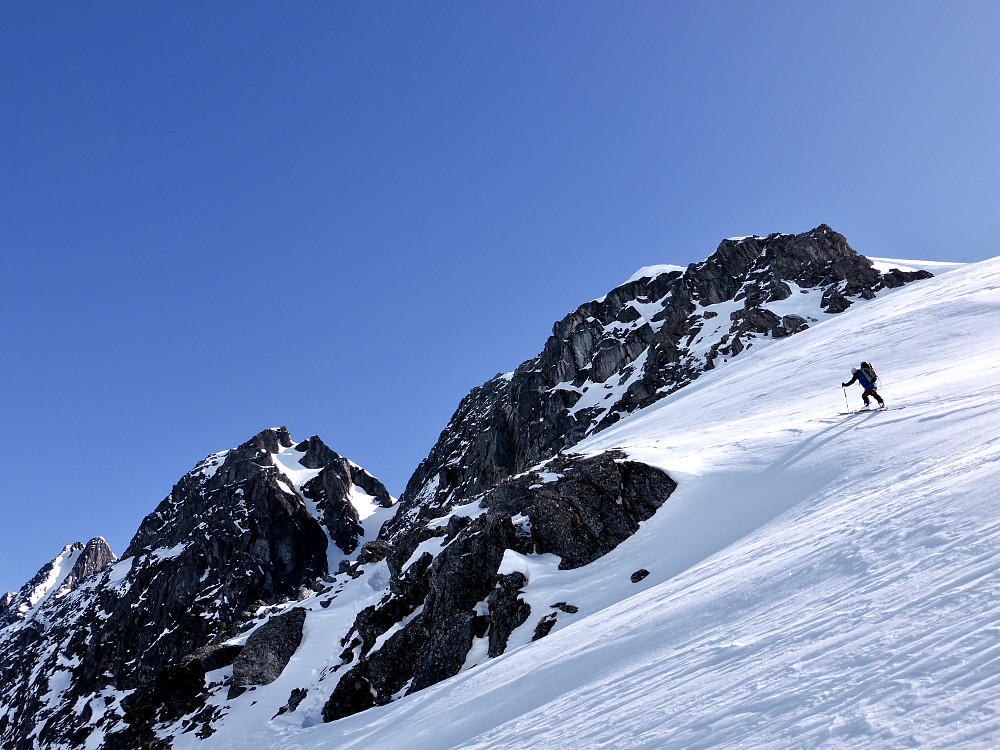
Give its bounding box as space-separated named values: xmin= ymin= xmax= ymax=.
xmin=185 ymin=252 xmax=999 ymax=750
xmin=387 ymin=225 xmax=933 ymax=545
xmin=4 ymin=228 xmax=996 ymax=749
xmin=0 ymin=538 xmax=117 ymax=627
xmin=0 ymin=429 xmax=397 ymax=749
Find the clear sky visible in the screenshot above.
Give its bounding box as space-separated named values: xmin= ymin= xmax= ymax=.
xmin=2 ymin=2 xmax=998 ymax=594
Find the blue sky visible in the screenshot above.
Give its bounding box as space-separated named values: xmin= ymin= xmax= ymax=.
xmin=2 ymin=2 xmax=998 ymax=593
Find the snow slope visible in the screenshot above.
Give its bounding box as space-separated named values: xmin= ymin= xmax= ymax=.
xmin=15 ymin=544 xmax=84 ymax=620
xmin=868 ymin=256 xmax=966 ymax=275
xmin=179 ymin=256 xmax=1000 ymax=749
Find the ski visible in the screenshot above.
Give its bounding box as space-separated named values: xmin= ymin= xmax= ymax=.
xmin=839 ymin=406 xmax=904 ymax=415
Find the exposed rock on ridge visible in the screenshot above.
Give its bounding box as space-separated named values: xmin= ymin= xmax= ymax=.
xmin=323 ymin=451 xmax=677 ymax=721
xmin=0 ymin=538 xmax=117 ymax=629
xmin=231 ymin=607 xmax=307 ymax=688
xmin=386 ymin=226 xmax=932 ymax=542
xmin=295 ymin=435 xmax=395 ymax=555
xmin=59 ymin=538 xmax=117 ymax=597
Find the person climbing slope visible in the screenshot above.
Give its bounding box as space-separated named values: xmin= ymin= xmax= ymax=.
xmin=843 ymin=361 xmax=885 ymax=409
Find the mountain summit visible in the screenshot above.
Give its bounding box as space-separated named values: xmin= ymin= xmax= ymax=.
xmin=0 ymin=428 xmax=394 ymax=749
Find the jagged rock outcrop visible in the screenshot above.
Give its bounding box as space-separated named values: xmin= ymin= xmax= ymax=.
xmin=488 ymin=451 xmax=678 ymax=569
xmin=0 ymin=428 xmax=392 ymax=750
xmin=294 ymin=435 xmax=394 ymax=555
xmin=231 ymin=607 xmax=307 ymax=688
xmin=385 ymin=226 xmax=932 ymax=542
xmin=323 ymin=451 xmax=676 ymax=721
xmin=486 ymin=572 xmax=531 ymax=657
xmin=59 ymin=538 xmax=117 ymax=595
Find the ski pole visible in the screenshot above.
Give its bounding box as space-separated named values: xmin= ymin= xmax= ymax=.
xmin=842 ymin=386 xmax=849 ymax=412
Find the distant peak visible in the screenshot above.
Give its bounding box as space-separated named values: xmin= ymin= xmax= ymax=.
xmin=247 ymin=426 xmax=295 ymax=452
xmin=57 ymin=537 xmax=117 ymax=595
xmin=723 ymin=225 xmax=834 ymax=243
xmin=205 ymin=427 xmax=298 ymax=469
xmin=82 ymin=536 xmax=115 ymax=557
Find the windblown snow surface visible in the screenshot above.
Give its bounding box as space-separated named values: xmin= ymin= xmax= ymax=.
xmin=179 ymin=256 xmax=1000 ymax=749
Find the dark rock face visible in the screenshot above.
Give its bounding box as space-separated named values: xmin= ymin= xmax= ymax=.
xmin=78 ymin=428 xmax=331 ymax=703
xmin=61 ymin=538 xmax=118 ymax=594
xmin=0 ymin=427 xmax=391 ymax=750
xmin=232 ymin=607 xmax=307 ymax=687
xmin=123 ymin=428 xmax=329 ymax=607
xmin=294 ymin=435 xmax=394 ymax=555
xmin=487 ymin=572 xmax=531 ymax=658
xmin=182 ymin=641 xmax=243 ymax=672
xmin=111 ymin=661 xmax=208 ymax=749
xmin=323 ymin=451 xmax=676 ymax=722
xmin=385 ymin=226 xmax=932 ymax=543
xmin=880 ymin=267 xmax=934 ymax=288
xmin=488 ymin=452 xmax=678 ymax=569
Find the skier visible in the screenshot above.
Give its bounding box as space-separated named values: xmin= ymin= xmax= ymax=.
xmin=842 ymin=361 xmax=885 ymax=409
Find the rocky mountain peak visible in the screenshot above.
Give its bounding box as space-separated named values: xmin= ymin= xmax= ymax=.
xmin=0 ymin=538 xmax=117 ymax=628
xmin=57 ymin=537 xmax=117 ymax=597
xmin=123 ymin=426 xmax=391 ymax=560
xmin=0 ymin=429 xmax=392 ymax=750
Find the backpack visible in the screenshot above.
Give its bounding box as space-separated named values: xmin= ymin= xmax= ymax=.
xmin=860 ymin=362 xmax=878 ymax=384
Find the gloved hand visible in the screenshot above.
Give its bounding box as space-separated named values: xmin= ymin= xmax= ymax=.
xmin=841 ymin=382 xmax=848 ymax=387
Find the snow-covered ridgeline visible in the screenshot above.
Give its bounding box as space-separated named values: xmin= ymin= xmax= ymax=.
xmin=624 ymin=263 xmax=687 ymax=284
xmin=556 ymin=267 xmax=895 ymax=435
xmin=16 ymin=544 xmax=83 ymax=617
xmin=867 ymin=256 xmax=965 ymax=275
xmin=271 ymin=444 xmax=324 ymax=495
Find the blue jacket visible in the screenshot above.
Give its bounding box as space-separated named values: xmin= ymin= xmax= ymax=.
xmin=845 ymin=369 xmax=876 ymax=389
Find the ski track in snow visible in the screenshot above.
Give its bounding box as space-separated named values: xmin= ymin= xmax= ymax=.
xmin=173 ymin=257 xmax=1000 ymax=750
